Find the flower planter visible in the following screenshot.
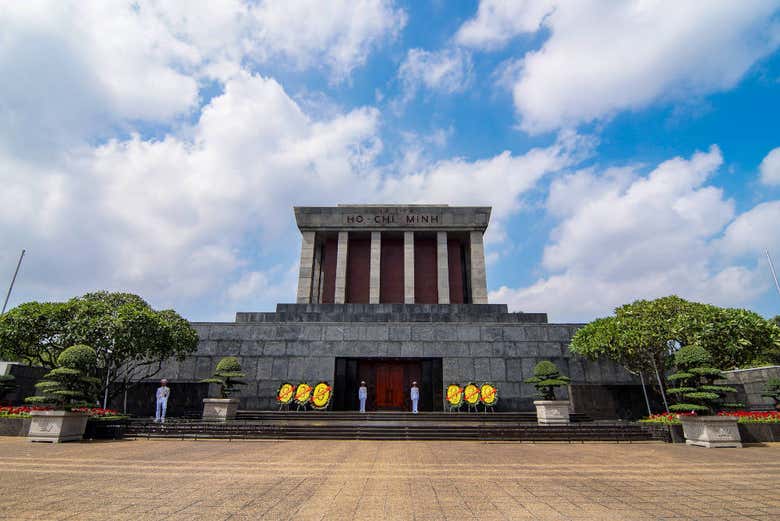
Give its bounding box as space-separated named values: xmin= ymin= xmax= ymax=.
xmin=533 ymin=400 xmax=570 ymax=425
xmin=202 ymin=398 xmax=240 ymax=421
xmin=28 ymin=410 xmax=88 ymax=443
xmin=679 ymin=416 xmax=742 ymax=448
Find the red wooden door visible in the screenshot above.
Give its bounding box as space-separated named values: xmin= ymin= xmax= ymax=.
xmin=376 ymin=364 xmax=404 ymax=409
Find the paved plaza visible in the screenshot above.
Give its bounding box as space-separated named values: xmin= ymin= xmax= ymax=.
xmin=1 ymin=438 xmax=778 ymax=521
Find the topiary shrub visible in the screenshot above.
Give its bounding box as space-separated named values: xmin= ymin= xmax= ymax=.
xmin=667 ymin=345 xmax=736 ymax=414
xmin=525 ymin=360 xmax=570 ymax=400
xmin=762 ymin=378 xmax=780 ymax=408
xmin=25 ymin=344 xmax=100 ymax=410
xmin=201 ymin=356 xmax=246 ymax=398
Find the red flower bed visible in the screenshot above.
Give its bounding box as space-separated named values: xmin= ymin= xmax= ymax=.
xmin=0 ymin=406 xmax=121 ymax=418
xmin=0 ymin=405 xmax=53 ymax=417
xmin=718 ymin=411 xmax=780 ymax=423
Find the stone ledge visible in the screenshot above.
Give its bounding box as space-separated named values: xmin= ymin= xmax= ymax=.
xmin=233 ymin=304 xmax=550 ymax=324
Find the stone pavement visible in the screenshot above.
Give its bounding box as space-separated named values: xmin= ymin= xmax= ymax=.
xmin=1 ymin=438 xmax=778 ymax=521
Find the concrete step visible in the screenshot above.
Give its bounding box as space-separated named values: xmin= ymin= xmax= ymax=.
xmin=233 ymin=410 xmax=593 ymax=422
xmin=123 ymin=420 xmax=655 ymax=442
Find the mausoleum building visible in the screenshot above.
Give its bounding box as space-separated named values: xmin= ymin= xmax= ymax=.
xmin=153 ymin=205 xmax=647 ymax=417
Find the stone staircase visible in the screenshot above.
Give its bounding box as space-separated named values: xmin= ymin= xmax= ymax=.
xmin=122 ymin=411 xmax=664 ymax=442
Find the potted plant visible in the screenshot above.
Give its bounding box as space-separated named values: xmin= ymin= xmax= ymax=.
xmin=200 ymin=356 xmax=246 ymax=421
xmin=668 ymin=345 xmax=741 ymax=448
xmin=26 ymin=344 xmax=100 ymax=442
xmin=761 ymin=378 xmax=780 ymax=411
xmin=525 ymin=361 xmax=571 ymax=424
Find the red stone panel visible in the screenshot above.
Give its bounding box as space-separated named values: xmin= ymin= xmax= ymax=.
xmin=321 ymin=237 xmax=338 ymax=303
xmin=380 ymin=235 xmax=404 ymax=303
xmin=346 ymin=235 xmax=371 ymax=303
xmin=447 ymin=239 xmax=465 ymax=304
xmin=414 ymin=236 xmax=438 ymax=304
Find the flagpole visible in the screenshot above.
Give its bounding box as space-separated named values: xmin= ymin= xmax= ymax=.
xmin=766 ymin=249 xmax=780 ymax=297
xmin=2 ymin=249 xmax=25 ymax=315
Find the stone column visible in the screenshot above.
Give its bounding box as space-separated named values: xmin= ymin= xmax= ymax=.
xmin=469 ymin=231 xmax=488 ymax=304
xmin=310 ymin=240 xmax=323 ymax=304
xmin=404 ymin=231 xmax=415 ymax=304
xmin=334 ymin=231 xmax=349 ymax=304
xmin=296 ymin=231 xmax=316 ymax=304
xmin=437 ymin=231 xmax=450 ymax=304
xmin=369 ymin=231 xmax=381 ymax=304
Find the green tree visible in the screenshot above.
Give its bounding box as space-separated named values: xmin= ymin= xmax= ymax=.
xmin=0 ymin=301 xmax=73 ymax=367
xmin=26 ymin=345 xmax=101 ymax=409
xmin=0 ymin=292 xmax=198 ymax=402
xmin=201 ymin=357 xmax=246 ymax=398
xmin=667 ymin=345 xmax=735 ymax=414
xmin=524 ymin=361 xmax=570 ymax=400
xmin=570 ymin=296 xmax=780 ymax=391
xmin=685 ymin=305 xmax=780 ymax=369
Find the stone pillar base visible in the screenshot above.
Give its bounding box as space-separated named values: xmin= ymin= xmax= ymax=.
xmin=203 ymin=398 xmax=240 ymax=421
xmin=28 ymin=410 xmax=88 ymax=443
xmin=680 ymin=416 xmax=742 ymax=448
xmin=533 ymin=400 xmax=570 ymax=425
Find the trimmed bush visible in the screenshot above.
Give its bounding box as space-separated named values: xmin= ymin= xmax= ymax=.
xmin=201 ymin=356 xmax=246 ymax=398
xmin=25 ymin=344 xmax=100 ymax=409
xmin=667 ymin=345 xmax=735 ymax=414
xmin=525 ymin=360 xmax=570 ymax=400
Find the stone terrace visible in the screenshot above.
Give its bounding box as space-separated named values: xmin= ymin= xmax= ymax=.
xmin=163 ymin=304 xmax=634 ymax=411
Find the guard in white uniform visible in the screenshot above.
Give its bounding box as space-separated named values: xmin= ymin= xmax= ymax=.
xmin=155 ymin=379 xmax=170 ymax=423
xmin=410 ymin=381 xmax=419 ymax=414
xmin=358 ymin=381 xmax=368 ymax=412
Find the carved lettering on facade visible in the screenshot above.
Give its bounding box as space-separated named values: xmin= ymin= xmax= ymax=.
xmin=344 ymin=214 xmax=440 ymax=226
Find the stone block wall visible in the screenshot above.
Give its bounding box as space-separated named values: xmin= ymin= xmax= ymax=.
xmin=722 ymin=366 xmax=780 ymax=410
xmin=158 ymin=305 xmax=637 ymax=412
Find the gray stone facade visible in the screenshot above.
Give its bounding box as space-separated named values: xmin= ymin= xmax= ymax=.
xmin=164 ymin=304 xmax=637 ymax=412
xmin=294 ymin=205 xmax=491 ymax=305
xmin=722 ymin=366 xmax=780 ymax=410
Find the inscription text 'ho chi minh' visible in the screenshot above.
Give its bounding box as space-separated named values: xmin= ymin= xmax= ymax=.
xmin=293 ymin=205 xmax=490 ymax=306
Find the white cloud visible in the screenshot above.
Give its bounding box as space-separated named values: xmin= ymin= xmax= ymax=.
xmin=250 ymin=0 xmax=407 ymax=80
xmin=457 ymin=1 xmax=780 ymax=133
xmin=759 ymin=147 xmax=780 ymax=185
xmin=1 ymin=71 xmax=586 ymax=319
xmin=456 ymin=0 xmax=555 ymax=50
xmin=0 ymin=73 xmax=380 ymax=315
xmin=380 ymin=130 xmax=592 ymax=225
xmin=0 ymin=0 xmax=405 ymax=157
xmin=718 ymin=201 xmax=780 ymax=258
xmin=490 ymin=146 xmax=772 ymax=321
xmin=398 ymin=48 xmax=473 ymax=99
xmin=226 ymin=266 xmax=298 ymax=308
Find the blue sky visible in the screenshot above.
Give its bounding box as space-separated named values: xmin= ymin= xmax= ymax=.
xmin=1 ymin=1 xmax=780 ymax=322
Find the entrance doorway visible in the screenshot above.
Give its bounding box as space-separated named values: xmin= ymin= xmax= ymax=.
xmin=333 ymin=358 xmax=443 ymax=412
xmin=375 ymin=363 xmax=404 ymax=409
